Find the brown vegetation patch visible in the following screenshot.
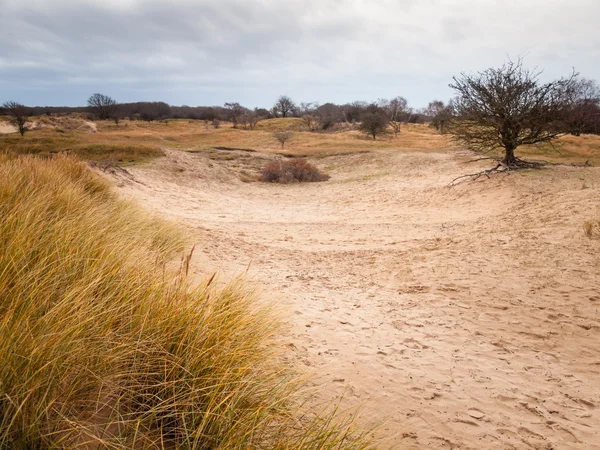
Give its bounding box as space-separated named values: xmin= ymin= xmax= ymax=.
xmin=260 ymin=158 xmax=331 ymax=183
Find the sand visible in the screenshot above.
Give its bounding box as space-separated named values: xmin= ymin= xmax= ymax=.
xmin=109 ymin=147 xmax=600 ymax=449
xmin=0 ymin=122 xmax=17 ymax=134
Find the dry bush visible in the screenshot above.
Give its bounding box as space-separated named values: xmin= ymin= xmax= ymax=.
xmin=0 ymin=153 xmax=369 ymax=449
xmin=273 ymin=131 xmax=294 ymax=149
xmin=584 ymin=220 xmax=600 ymax=238
xmin=260 ymin=158 xmax=330 ymax=183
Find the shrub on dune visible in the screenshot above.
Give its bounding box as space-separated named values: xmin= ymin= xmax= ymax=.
xmin=260 ymin=158 xmax=331 ymax=184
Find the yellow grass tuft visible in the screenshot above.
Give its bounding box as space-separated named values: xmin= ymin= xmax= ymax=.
xmin=0 ymin=153 xmax=373 ymax=449
xmin=584 ymin=220 xmax=600 ymax=238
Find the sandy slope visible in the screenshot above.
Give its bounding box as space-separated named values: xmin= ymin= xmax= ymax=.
xmin=110 ymin=148 xmax=600 ymax=449
xmin=0 ymin=122 xmax=17 ymax=134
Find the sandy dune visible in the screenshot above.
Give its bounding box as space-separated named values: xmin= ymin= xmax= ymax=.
xmin=0 ymin=122 xmax=17 ymax=134
xmin=111 ymin=148 xmax=600 ymax=449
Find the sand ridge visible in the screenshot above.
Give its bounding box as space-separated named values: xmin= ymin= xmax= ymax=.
xmin=111 ymin=147 xmax=600 ymax=449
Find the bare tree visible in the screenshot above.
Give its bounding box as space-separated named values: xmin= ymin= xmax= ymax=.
xmin=87 ymin=93 xmax=119 ymax=122
xmin=298 ymin=102 xmax=319 ymax=116
xmin=224 ymin=102 xmax=246 ymax=128
xmin=274 ymin=96 xmax=296 ymax=118
xmin=360 ymin=104 xmax=388 ymax=140
xmin=273 ymin=131 xmax=293 ymax=149
xmin=425 ymin=100 xmax=452 ymax=133
xmin=564 ymin=78 xmax=600 ymax=136
xmin=2 ymin=101 xmax=29 ymax=136
xmin=447 ymin=60 xmax=576 ymax=167
xmin=239 ymin=109 xmax=263 ymax=130
xmin=379 ymin=96 xmax=408 ymax=137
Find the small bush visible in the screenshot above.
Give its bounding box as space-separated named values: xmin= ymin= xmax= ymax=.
xmin=260 ymin=158 xmax=331 ymax=183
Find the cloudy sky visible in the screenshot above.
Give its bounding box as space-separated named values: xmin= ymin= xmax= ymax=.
xmin=1 ymin=0 xmax=599 ymax=109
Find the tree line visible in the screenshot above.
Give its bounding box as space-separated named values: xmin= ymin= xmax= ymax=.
xmin=0 ymin=94 xmax=427 ymax=138
xmin=2 ymin=60 xmax=600 ymax=165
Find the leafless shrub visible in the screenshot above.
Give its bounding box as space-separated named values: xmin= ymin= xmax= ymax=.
xmin=273 ymin=131 xmax=294 ymax=149
xmin=301 ymin=115 xmax=320 ymax=132
xmin=239 ymin=110 xmax=263 ymax=130
xmin=260 ymin=158 xmax=330 ymax=183
xmin=212 ymin=118 xmax=221 ymax=129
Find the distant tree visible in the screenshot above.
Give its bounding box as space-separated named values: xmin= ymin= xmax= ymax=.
xmin=426 ymin=100 xmax=452 ymax=133
xmin=239 ymin=109 xmax=263 ymax=130
xmin=343 ymin=101 xmax=367 ymax=123
xmin=87 ymin=93 xmax=118 ymax=121
xmin=254 ymin=108 xmax=272 ymax=119
xmin=447 ymin=60 xmax=577 ymax=166
xmin=379 ymin=96 xmax=408 ymax=137
xmin=564 ymin=78 xmax=600 ymax=135
xmin=316 ymin=103 xmax=344 ymax=130
xmin=2 ymin=101 xmax=29 ymax=136
xmin=224 ymin=102 xmax=246 ymax=128
xmin=274 ymin=96 xmax=296 ymax=118
xmin=273 ymin=131 xmax=293 ymax=149
xmin=298 ymin=102 xmax=318 ymax=116
xmin=360 ymin=104 xmax=388 ymax=140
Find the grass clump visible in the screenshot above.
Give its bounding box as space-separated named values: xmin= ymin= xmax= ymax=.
xmin=584 ymin=220 xmax=600 ymax=238
xmin=0 ymin=153 xmax=370 ymax=449
xmin=260 ymin=158 xmax=331 ymax=183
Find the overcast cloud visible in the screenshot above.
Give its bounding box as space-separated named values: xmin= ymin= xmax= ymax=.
xmin=1 ymin=0 xmax=599 ymax=108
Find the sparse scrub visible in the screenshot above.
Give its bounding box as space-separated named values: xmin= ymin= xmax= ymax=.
xmin=0 ymin=153 xmax=368 ymax=448
xmin=260 ymin=158 xmax=330 ymax=183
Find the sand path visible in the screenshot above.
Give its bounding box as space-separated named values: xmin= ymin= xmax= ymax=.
xmin=114 ymin=148 xmax=600 ymax=449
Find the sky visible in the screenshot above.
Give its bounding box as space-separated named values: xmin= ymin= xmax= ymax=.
xmin=1 ymin=0 xmax=599 ymax=109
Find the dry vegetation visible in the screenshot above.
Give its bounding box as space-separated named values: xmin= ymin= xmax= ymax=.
xmin=0 ymin=153 xmax=372 ymax=449
xmin=2 ymin=115 xmax=599 ymax=166
xmin=260 ymin=158 xmax=331 ymax=183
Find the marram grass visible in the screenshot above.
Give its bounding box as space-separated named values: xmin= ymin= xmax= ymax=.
xmin=0 ymin=153 xmax=374 ymax=449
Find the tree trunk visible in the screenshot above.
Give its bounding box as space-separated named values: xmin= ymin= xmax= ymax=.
xmin=503 ymin=146 xmax=516 ymax=165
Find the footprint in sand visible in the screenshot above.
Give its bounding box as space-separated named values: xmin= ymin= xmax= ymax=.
xmin=467 ymin=408 xmax=486 ymax=420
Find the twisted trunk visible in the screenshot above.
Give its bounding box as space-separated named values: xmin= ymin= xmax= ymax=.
xmin=503 ymin=145 xmax=517 ymax=165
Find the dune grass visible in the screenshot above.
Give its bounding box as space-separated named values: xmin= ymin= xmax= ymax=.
xmin=0 ymin=153 xmax=373 ymax=449
xmin=0 ymin=131 xmax=163 ymax=163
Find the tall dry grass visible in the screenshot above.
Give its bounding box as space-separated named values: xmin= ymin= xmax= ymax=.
xmin=0 ymin=153 xmax=373 ymax=449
